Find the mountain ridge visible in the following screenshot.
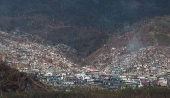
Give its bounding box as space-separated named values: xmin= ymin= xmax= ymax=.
xmin=0 ymin=0 xmax=170 ymax=60
xmin=83 ymin=16 xmax=170 ymax=65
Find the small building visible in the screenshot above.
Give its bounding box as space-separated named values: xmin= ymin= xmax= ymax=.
xmin=44 ymin=72 xmax=53 ymax=76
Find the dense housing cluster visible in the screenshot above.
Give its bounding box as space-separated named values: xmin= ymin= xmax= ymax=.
xmin=0 ymin=30 xmax=170 ymax=90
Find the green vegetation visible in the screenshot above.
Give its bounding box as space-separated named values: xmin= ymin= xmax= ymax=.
xmin=154 ymin=34 xmax=170 ymax=44
xmin=156 ymin=19 xmax=170 ymax=28
xmin=2 ymin=86 xmax=170 ymax=98
xmin=162 ymin=17 xmax=170 ymax=22
xmin=140 ymin=29 xmax=149 ymax=35
xmin=149 ymin=37 xmax=155 ymax=45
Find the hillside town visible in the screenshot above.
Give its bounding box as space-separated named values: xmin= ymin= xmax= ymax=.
xmin=0 ymin=30 xmax=170 ymax=90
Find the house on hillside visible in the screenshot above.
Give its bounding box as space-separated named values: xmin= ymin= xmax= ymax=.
xmin=140 ymin=79 xmax=149 ymax=86
xmin=158 ymin=78 xmax=167 ymax=86
xmin=44 ymin=70 xmax=53 ymax=76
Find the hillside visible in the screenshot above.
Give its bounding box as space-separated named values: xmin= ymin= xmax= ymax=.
xmin=84 ymin=16 xmax=170 ymax=65
xmin=0 ymin=60 xmax=53 ymax=92
xmin=0 ymin=0 xmax=170 ymax=58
